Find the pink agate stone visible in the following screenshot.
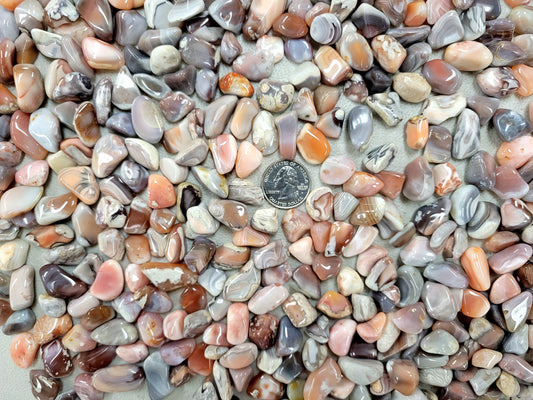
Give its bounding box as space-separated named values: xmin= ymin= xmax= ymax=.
xmin=90 ymin=260 xmax=124 ymax=301
xmin=328 ymin=319 xmax=357 ymax=356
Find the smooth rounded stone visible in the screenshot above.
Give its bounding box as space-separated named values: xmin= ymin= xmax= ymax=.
xmin=51 ymin=71 xmax=93 ymax=104
xmin=257 ymin=347 xmax=282 ymax=374
xmin=132 ymin=74 xmax=171 ymax=101
xmin=14 ymin=160 xmax=48 ymax=188
xmin=490 ymin=273 xmax=521 ymax=305
xmin=248 ymin=208 xmax=277 ymax=236
xmin=185 ymin=205 xmax=219 ymax=238
xmin=503 ymin=323 xmax=528 ymax=355
xmin=423 ymin=93 xmax=466 ymax=125
xmin=422 ymin=60 xmax=462 ymax=99
xmin=307 ymin=13 xmax=340 ymax=45
xmin=386 ymin=359 xmax=419 ymax=396
xmin=492 ymin=165 xmax=529 ymax=200
xmin=123 ymin=46 xmax=151 ymax=75
xmin=472 ymin=349 xmax=503 ymax=369
xmin=0 ymin=186 xmax=42 ymax=221
xmin=111 ymin=66 xmax=140 ymax=111
xmin=422 ymin=126 xmax=450 ymax=164
xmin=427 ymin=10 xmax=464 ymax=49
xmin=419 ymin=368 xmax=453 ymax=387
xmin=149 ymin=45 xmax=181 ymax=76
xmin=332 ymin=192 xmax=358 ymax=222
xmin=41 ymin=337 xmax=73 ymax=378
xmin=248 ymin=284 xmax=289 ymax=315
xmin=501 ymin=291 xmax=532 ymax=332
xmin=130 ymin=95 xmax=164 ymax=144
xmin=421 ymin=281 xmax=458 ymax=322
xmin=27 ymin=108 xmax=62 ymax=154
xmin=337 ymin=357 xmax=384 ymax=386
xmin=104 ymin=113 xmax=133 ymax=138
xmin=421 ymin=329 xmax=459 ymax=355
xmin=30 ymin=369 xmax=60 ymax=400
xmin=364 ymin=92 xmax=402 ymax=127
xmin=91 ymin=135 xmax=127 ymax=179
xmin=496 ymin=370 xmax=520 ymax=397
xmin=0 ymin=238 xmax=29 ymax=272
xmin=92 ymin=365 xmax=145 ymax=393
xmin=424 ymin=262 xmax=469 ymax=289
xmin=206 ymin=0 xmax=244 ymax=34
xmin=444 ymin=41 xmax=493 ymax=71
xmin=402 ymin=156 xmax=434 ymax=202
xmin=459 ymin=6 xmax=485 ymax=41
xmin=392 ymin=302 xmax=426 ymax=334
xmin=390 ymin=73 xmax=430 ymax=103
xmin=492 ymin=108 xmax=532 ymax=142
xmin=350 ymin=293 xmax=376 ymax=323
xmin=465 ymin=151 xmax=496 ymax=191
xmin=80 ymin=304 xmax=114 ymax=331
xmin=112 ymin=292 xmax=142 ymax=323
xmin=124 ymin=139 xmax=158 ymax=172
xmin=476 ymin=67 xmax=519 ymax=98
xmin=90 ymin=320 xmax=138 ymax=346
xmin=9 ymin=264 xmax=34 ymax=311
xmin=202 ymin=95 xmax=237 ymax=139
xmin=449 ymin=184 xmax=480 ymax=226
xmin=347 ymin=105 xmax=373 ymax=151
xmin=400 ymin=43 xmax=431 ymax=74
xmin=284 ymin=38 xmax=312 ymax=64
xmin=143 ymin=351 xmax=173 ymax=400
xmin=469 ymin=367 xmax=502 ymax=396
xmin=38 ymin=294 xmax=66 ymax=318
xmin=218 ymin=342 xmax=258 ymax=370
xmin=350 ymin=3 xmax=389 ymax=38
xmin=12 ymin=63 xmax=43 ymax=113
xmin=2 ymin=309 xmax=35 ymax=335
xmin=467 ymin=201 xmax=500 ymax=240
xmin=396 ymin=266 xmax=423 ymax=307
xmin=159 ymin=92 xmax=194 ymax=122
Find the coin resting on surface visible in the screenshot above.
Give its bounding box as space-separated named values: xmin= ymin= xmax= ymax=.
xmin=262 ymin=160 xmax=311 ymax=209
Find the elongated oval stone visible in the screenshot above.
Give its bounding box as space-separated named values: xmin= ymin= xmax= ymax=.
xmin=92 ymin=365 xmax=145 ymax=393
xmin=90 ymin=320 xmax=138 ymax=346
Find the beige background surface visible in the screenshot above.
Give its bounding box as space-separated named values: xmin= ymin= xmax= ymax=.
xmin=1 ymin=2 xmax=531 ymax=399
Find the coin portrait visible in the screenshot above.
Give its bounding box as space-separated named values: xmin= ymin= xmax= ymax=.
xmin=262 ymin=160 xmax=310 ymax=209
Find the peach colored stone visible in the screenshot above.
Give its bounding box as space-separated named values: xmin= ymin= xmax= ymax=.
xmin=124 ymin=263 xmax=150 ymax=292
xmin=147 ymin=174 xmax=176 ymax=209
xmin=461 ymin=289 xmax=490 ymax=318
xmin=512 ymin=64 xmax=533 ymax=97
xmin=235 ymin=141 xmax=263 ymax=179
xmin=233 ymin=226 xmax=270 ymax=247
xmin=357 ymin=312 xmax=387 ymax=343
xmin=116 ymin=341 xmax=149 ymax=364
xmin=12 ymin=64 xmax=44 ymax=113
xmin=10 ymin=332 xmax=38 ymax=368
xmin=496 ymin=135 xmax=533 ymax=169
xmin=81 ymin=37 xmax=125 ymax=70
xmin=472 ymin=349 xmax=502 ymax=369
xmin=226 ymin=303 xmax=249 ymax=345
xmin=303 ymin=357 xmax=342 ymax=400
xmin=343 ymin=171 xmax=384 ymax=198
xmin=317 ymin=291 xmax=352 ymax=318
xmin=444 ymin=41 xmax=493 ymax=71
xmin=296 ymin=123 xmax=331 ymax=165
xmin=490 ymin=273 xmax=521 ymax=304
xmin=460 ymin=246 xmax=490 ymax=292
xmin=163 ymin=310 xmax=187 ymax=341
xmin=202 ymin=323 xmax=230 ymax=346
xmin=90 ymin=260 xmax=124 ymax=301
xmin=328 ymin=319 xmax=357 ymax=356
